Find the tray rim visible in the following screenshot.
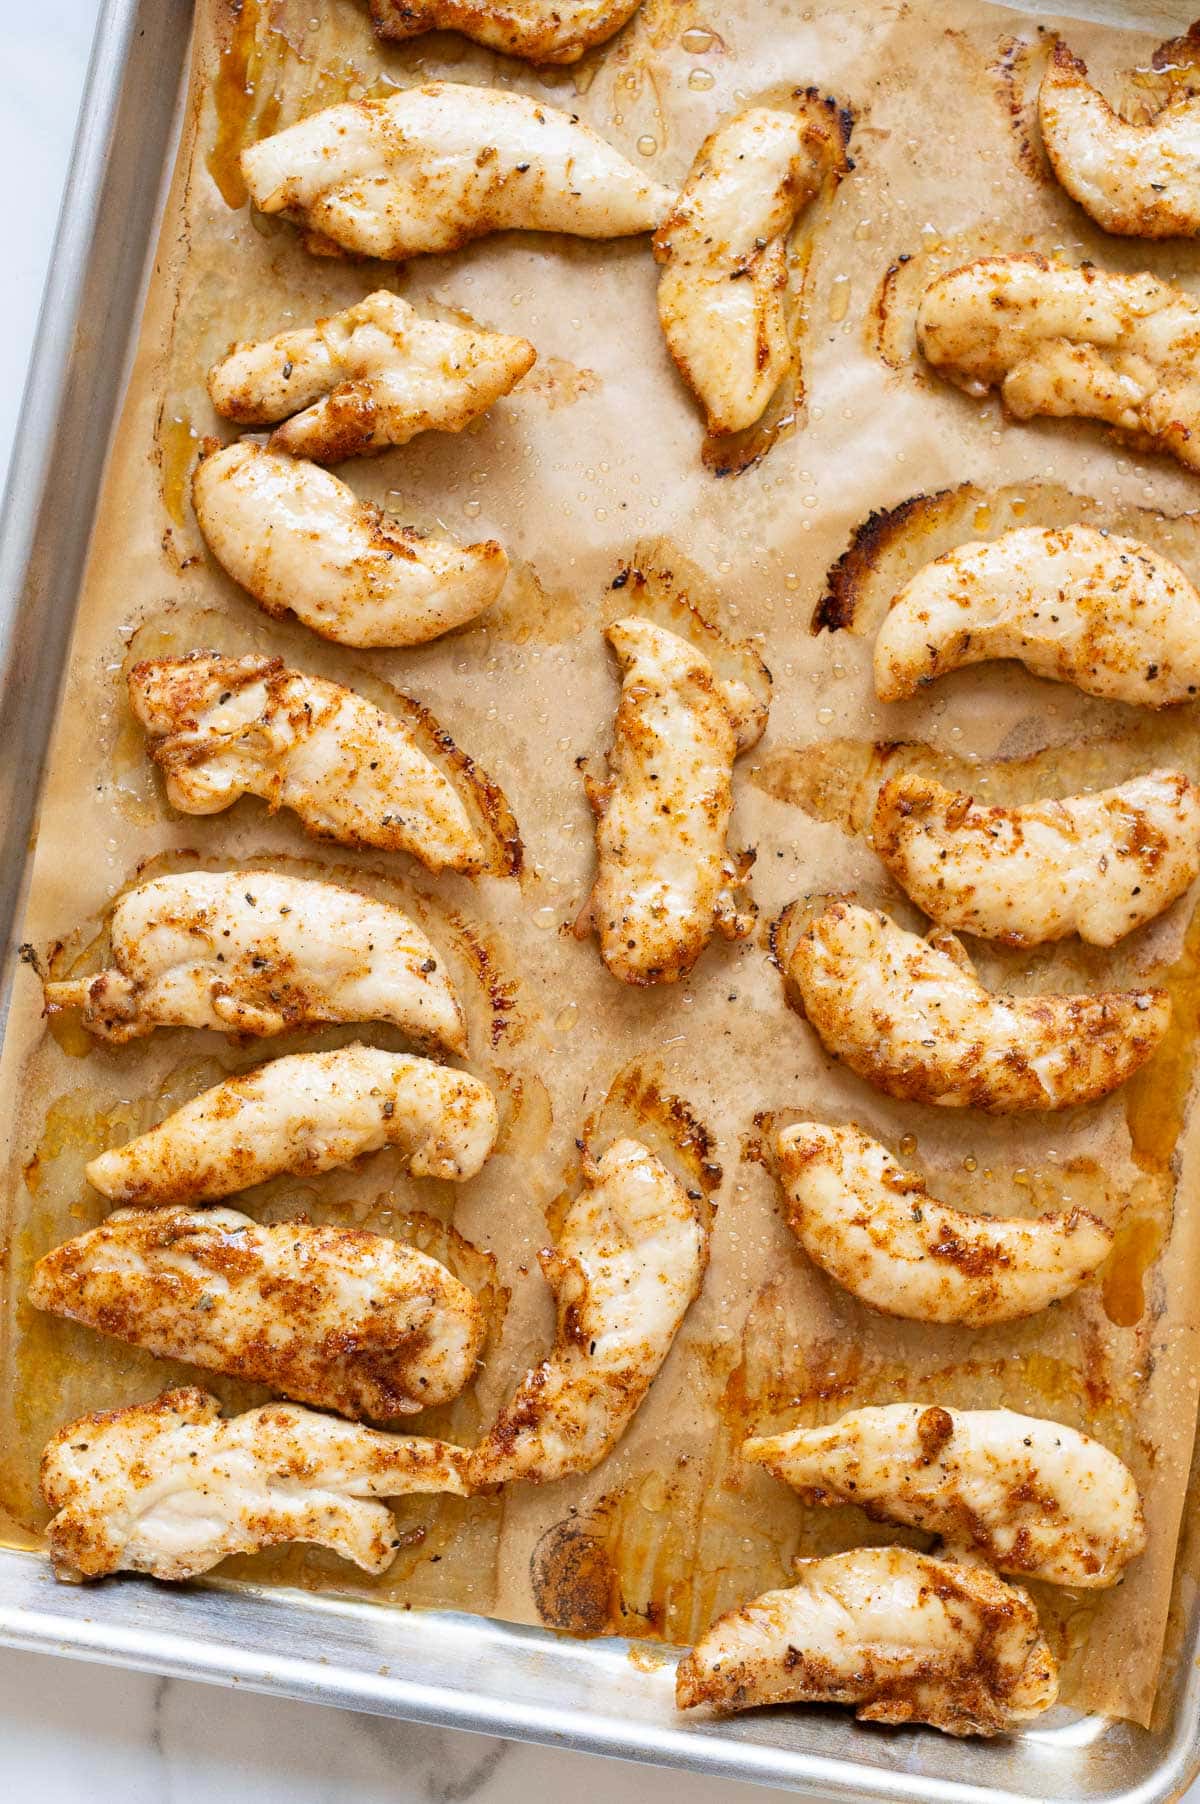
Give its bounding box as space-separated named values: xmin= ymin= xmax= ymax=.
xmin=3 ymin=1542 xmax=1198 ymax=1804
xmin=2 ymin=2 xmax=1200 ymax=1799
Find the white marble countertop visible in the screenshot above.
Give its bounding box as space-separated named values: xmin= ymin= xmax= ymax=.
xmin=1 ymin=1641 xmax=764 ymax=1804
xmin=1 ymin=9 xmax=1197 ymax=1803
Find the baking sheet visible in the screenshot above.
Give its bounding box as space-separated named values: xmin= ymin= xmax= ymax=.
xmin=3 ymin=0 xmax=1200 ymax=1731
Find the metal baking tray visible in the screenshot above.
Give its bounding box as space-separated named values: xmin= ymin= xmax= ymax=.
xmin=2 ymin=1 xmax=1200 ymax=1797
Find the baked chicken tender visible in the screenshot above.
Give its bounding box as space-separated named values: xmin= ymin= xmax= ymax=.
xmin=776 ymin=1120 xmax=1113 ymax=1324
xmin=782 ymin=900 xmax=1169 ymax=1112
xmin=873 ymin=769 xmax=1200 ymax=948
xmin=873 ymin=525 xmax=1200 ymax=706
xmin=746 ymin=1404 xmax=1146 ymax=1589
xmin=241 ymin=84 xmax=673 ymax=261
xmin=367 ymin=0 xmax=644 ymax=64
xmin=127 ymin=653 xmax=520 ymax=877
xmin=917 ymin=255 xmax=1200 ymax=473
xmin=43 ymin=870 xmax=466 ymax=1052
xmin=1040 ymin=39 xmax=1200 ymax=238
xmin=654 ymin=100 xmax=849 ymax=435
xmin=581 ymin=617 xmax=768 ymax=985
xmin=30 ymin=1206 xmax=484 ymax=1422
xmin=85 ymin=1044 xmax=499 ymax=1206
xmin=470 ymin=1138 xmax=708 ymax=1486
xmin=675 ymin=1547 xmax=1058 ymax=1735
xmin=207 ymin=292 xmax=535 ymax=463
xmin=193 ymin=443 xmax=507 ymax=647
xmin=41 ymin=1387 xmax=470 ymax=1581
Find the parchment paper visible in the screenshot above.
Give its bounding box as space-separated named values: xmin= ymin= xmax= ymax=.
xmin=3 ymin=0 xmax=1200 ymax=1727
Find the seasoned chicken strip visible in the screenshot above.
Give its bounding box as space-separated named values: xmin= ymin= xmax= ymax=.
xmin=31 ymin=1207 xmax=483 ymax=1421
xmin=85 ymin=1045 xmax=499 ymax=1206
xmin=579 ymin=618 xmax=768 ymax=985
xmin=873 ymin=769 xmax=1200 ymax=948
xmin=127 ymin=653 xmax=521 ymax=877
xmin=746 ymin=1404 xmax=1146 ymax=1588
xmin=1040 ymin=39 xmax=1200 ymax=238
xmin=43 ymin=870 xmax=467 ymax=1053
xmin=241 ymin=84 xmax=673 ymax=261
xmin=781 ymin=900 xmax=1169 ymax=1112
xmin=368 ymin=0 xmax=644 ymax=65
xmin=207 ymin=293 xmax=535 ymax=464
xmin=873 ymin=525 xmax=1200 ymax=707
xmin=917 ymin=255 xmax=1200 ymax=472
xmin=675 ymin=1547 xmax=1058 ymax=1735
xmin=775 ymin=1121 xmax=1113 ymax=1324
xmin=470 ymin=1138 xmax=708 ymax=1485
xmin=193 ymin=444 xmax=507 ymax=647
xmin=654 ymin=100 xmax=849 ymax=434
xmin=41 ymin=1387 xmax=470 ymax=1581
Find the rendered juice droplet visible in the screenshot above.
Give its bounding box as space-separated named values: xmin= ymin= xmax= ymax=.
xmin=639 ymin=1471 xmax=669 ymax=1511
xmin=828 ymin=274 xmax=851 ymax=323
xmin=680 ymin=26 xmax=716 ymax=52
xmin=687 ymin=68 xmax=715 ymax=91
xmin=637 ymin=135 xmax=658 ymax=157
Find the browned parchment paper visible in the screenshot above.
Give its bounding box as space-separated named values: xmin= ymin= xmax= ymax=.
xmin=3 ymin=0 xmax=1200 ymax=1729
